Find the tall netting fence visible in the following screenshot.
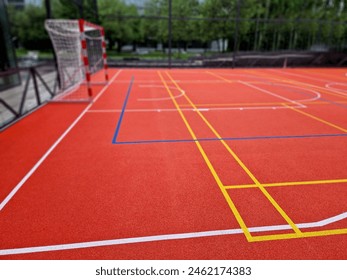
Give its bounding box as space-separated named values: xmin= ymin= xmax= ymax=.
xmin=90 ymin=0 xmax=347 ymax=68
xmin=4 ymin=0 xmax=347 ymax=70
xmin=2 ymin=0 xmax=346 ymax=128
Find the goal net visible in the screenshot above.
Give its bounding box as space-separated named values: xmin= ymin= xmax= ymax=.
xmin=45 ymin=19 xmax=109 ymax=102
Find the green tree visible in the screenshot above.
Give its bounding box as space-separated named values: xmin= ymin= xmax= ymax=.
xmin=170 ymin=0 xmax=201 ymax=51
xmin=98 ymin=0 xmax=140 ymax=52
xmin=6 ymin=5 xmax=19 ymax=47
xmin=52 ymin=0 xmax=80 ymax=19
xmin=52 ymin=0 xmax=98 ymax=22
xmin=142 ymin=0 xmax=166 ymax=51
xmin=200 ymin=0 xmax=234 ymax=52
xmin=143 ymin=0 xmax=202 ymax=53
xmin=11 ymin=4 xmax=50 ymax=50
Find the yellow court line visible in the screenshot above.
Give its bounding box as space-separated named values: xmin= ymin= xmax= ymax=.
xmin=245 ymin=69 xmax=347 ymax=132
xmin=245 ymin=69 xmax=347 ymax=100
xmin=178 ymin=100 xmax=347 ymax=108
xmin=301 ymin=69 xmax=347 ymax=82
xmin=207 ymin=71 xmax=237 ymax=84
xmin=251 ymin=228 xmax=347 ymax=242
xmin=167 ymin=71 xmax=302 ymax=236
xmin=301 ymin=100 xmax=347 ymax=105
xmin=157 ymin=71 xmax=253 ymax=241
xmin=180 ymin=101 xmax=293 ymax=108
xmin=244 ymin=69 xmax=345 ymax=99
xmin=283 ymin=104 xmax=347 ymax=133
xmin=213 ymin=70 xmax=347 ymax=102
xmin=171 ymin=80 xmax=240 ymax=83
xmin=225 ymin=178 xmax=347 ymax=189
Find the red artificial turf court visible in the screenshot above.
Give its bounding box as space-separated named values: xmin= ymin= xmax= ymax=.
xmin=0 ymin=68 xmax=346 ymax=260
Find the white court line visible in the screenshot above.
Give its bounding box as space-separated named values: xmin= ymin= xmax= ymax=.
xmin=0 ymin=212 xmax=346 ymax=256
xmin=239 ymin=81 xmax=306 ymax=108
xmin=270 ymin=69 xmax=335 ymax=83
xmin=87 ymin=105 xmax=304 ymax=114
xmin=212 ymin=71 xmax=271 ymax=82
xmin=87 ymin=108 xmax=190 ymax=113
xmin=325 ymin=83 xmax=347 ymax=95
xmin=136 ymin=82 xmax=320 ymax=103
xmin=254 ymin=82 xmax=321 ymax=103
xmin=206 ymin=106 xmax=303 ymax=111
xmin=137 ymin=85 xmax=185 ymax=101
xmin=270 ymin=69 xmax=347 ymax=97
xmin=114 ymin=80 xmax=230 ymax=84
xmin=89 ymin=80 xmax=314 ymax=114
xmin=0 ymin=70 xmax=122 ymax=212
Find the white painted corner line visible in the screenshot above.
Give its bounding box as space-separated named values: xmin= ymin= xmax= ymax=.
xmin=239 ymin=80 xmax=306 ymax=108
xmin=0 ymin=211 xmax=346 ymax=256
xmin=137 ymin=85 xmax=185 ymax=102
xmin=0 ymin=70 xmax=122 ymax=212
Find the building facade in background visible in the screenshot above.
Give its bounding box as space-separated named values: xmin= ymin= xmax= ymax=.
xmin=4 ymin=0 xmax=25 ymax=9
xmin=4 ymin=0 xmax=40 ymax=9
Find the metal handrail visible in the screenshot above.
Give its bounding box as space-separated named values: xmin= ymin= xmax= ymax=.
xmin=0 ymin=62 xmax=58 ymax=130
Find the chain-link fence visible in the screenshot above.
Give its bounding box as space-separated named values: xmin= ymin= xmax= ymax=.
xmin=4 ymin=0 xmax=347 ymax=68
xmin=93 ymin=0 xmax=347 ymax=68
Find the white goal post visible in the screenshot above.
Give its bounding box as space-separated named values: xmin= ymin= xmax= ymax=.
xmin=45 ymin=19 xmax=109 ymax=101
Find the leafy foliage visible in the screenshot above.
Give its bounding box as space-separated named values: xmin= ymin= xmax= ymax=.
xmin=6 ymin=0 xmax=347 ymax=52
xmin=8 ymin=4 xmax=50 ymax=50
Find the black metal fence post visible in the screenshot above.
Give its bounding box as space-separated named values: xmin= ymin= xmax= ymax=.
xmin=168 ymin=0 xmax=172 ymax=68
xmin=45 ymin=0 xmax=52 ymax=19
xmin=93 ymin=0 xmax=99 ymax=23
xmin=19 ymin=71 xmax=32 ymax=115
xmin=31 ymin=67 xmax=41 ymax=106
xmin=233 ymin=0 xmax=241 ymax=68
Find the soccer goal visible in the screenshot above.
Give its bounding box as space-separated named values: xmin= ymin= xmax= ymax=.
xmin=45 ymin=19 xmax=109 ymax=102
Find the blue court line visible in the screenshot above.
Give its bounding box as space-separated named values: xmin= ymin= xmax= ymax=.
xmin=113 ymin=133 xmax=347 ymax=145
xmin=112 ymin=76 xmax=134 ymax=143
xmin=111 ymin=77 xmax=347 ymax=145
